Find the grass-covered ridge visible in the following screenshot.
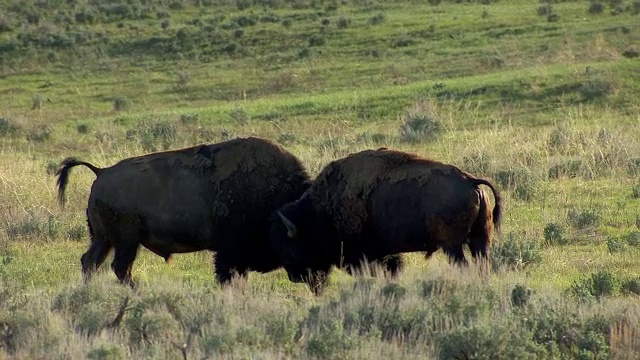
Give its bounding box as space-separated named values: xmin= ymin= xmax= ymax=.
xmin=1 ymin=0 xmax=640 ymax=358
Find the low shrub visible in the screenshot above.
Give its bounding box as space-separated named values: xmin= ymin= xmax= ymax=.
xmin=570 ymin=270 xmax=622 ymax=300
xmin=567 ymin=207 xmax=600 ymax=230
xmin=399 ymin=114 xmax=442 ymax=143
xmin=494 ymin=167 xmax=536 ymax=201
xmin=491 ymin=232 xmax=543 ymax=271
xmin=543 ymin=222 xmax=567 ymax=246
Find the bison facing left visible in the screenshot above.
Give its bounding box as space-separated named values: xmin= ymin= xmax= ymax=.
xmin=56 ymin=137 xmax=310 ymax=287
xmin=270 ymin=148 xmax=502 ymax=294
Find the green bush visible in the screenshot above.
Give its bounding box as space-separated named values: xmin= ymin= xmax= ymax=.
xmin=547 ymin=13 xmax=559 ymax=22
xmin=543 ymin=222 xmax=567 ymax=246
xmin=179 ymin=113 xmax=199 ymax=125
xmin=5 ymin=213 xmax=60 ymax=239
xmin=627 ymin=158 xmax=640 ymax=177
xmin=67 ymin=224 xmax=86 ymax=241
xmin=76 ymin=123 xmax=90 ymax=134
xmin=622 ymin=278 xmax=640 ymax=295
xmin=26 ymin=124 xmax=52 ymax=142
xmin=547 ymin=127 xmax=569 ymax=152
xmin=126 ymin=120 xmax=177 ymax=152
xmin=511 ymin=284 xmax=533 ymax=309
xmin=606 ymin=236 xmax=626 ymax=253
xmin=201 ymin=331 xmax=234 ymax=355
xmin=308 ymin=35 xmax=325 ymax=47
xmin=230 ymin=107 xmax=249 ymax=125
xmin=380 ymin=283 xmax=407 ymax=301
xmin=336 ymin=17 xmax=350 ymax=28
xmin=462 ymin=153 xmax=492 ymax=177
xmin=298 ymin=47 xmax=310 ymax=58
xmin=392 ymin=35 xmax=414 ymax=48
xmin=0 ymin=117 xmax=21 ymax=137
xmin=580 ymin=78 xmax=614 ymax=101
xmin=31 ymin=95 xmax=45 ymax=110
xmin=277 ymin=133 xmax=297 ymax=146
xmin=399 ymin=114 xmax=442 ymax=143
xmin=45 ymin=161 xmax=58 ymax=175
xmin=87 ymin=344 xmax=127 ymax=360
xmin=491 ymin=232 xmax=543 ymax=271
xmin=625 ymin=231 xmax=640 ymax=246
xmin=567 ymin=207 xmax=600 ymax=230
xmin=548 ymin=159 xmax=582 ymax=179
xmin=437 ymin=321 xmax=547 ymax=360
xmin=303 ymin=306 xmax=354 ymax=360
xmin=263 ymin=312 xmax=298 ymax=350
xmin=368 ymin=13 xmax=385 ymax=25
xmin=570 ymin=270 xmax=621 ymax=300
xmin=260 ymin=14 xmax=280 ymax=23
xmin=631 ymin=182 xmax=640 ymax=198
xmin=113 ymin=95 xmax=132 ymax=112
xmin=494 ymin=167 xmax=536 ymax=201
xmin=0 ymin=15 xmax=13 ymax=32
xmin=537 ymin=5 xmax=553 ymax=15
xmin=526 ymin=308 xmax=610 ymax=358
xmin=588 ymin=2 xmax=605 ymax=14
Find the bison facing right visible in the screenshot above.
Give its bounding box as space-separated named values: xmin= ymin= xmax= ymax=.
xmin=56 ymin=137 xmax=310 ymax=287
xmin=270 ymin=148 xmax=502 ymax=294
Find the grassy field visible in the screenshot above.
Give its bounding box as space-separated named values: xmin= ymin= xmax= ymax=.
xmin=1 ymin=0 xmax=640 ymax=358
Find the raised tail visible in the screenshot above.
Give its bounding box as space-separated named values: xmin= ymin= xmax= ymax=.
xmin=55 ymin=157 xmax=103 ymax=207
xmin=470 ymin=177 xmax=502 ymax=234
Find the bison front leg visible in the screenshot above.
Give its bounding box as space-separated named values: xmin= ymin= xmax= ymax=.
xmin=214 ymin=251 xmax=248 ymax=285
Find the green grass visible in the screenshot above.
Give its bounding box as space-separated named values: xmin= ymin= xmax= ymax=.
xmin=1 ymin=0 xmax=640 ymax=358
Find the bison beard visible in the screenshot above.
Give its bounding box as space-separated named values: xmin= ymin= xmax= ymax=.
xmin=270 ymin=148 xmax=502 ymax=294
xmin=56 ymin=137 xmax=310 ymax=287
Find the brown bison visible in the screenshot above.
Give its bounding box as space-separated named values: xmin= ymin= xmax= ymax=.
xmin=56 ymin=137 xmax=310 ymax=287
xmin=270 ymin=148 xmax=502 ymax=294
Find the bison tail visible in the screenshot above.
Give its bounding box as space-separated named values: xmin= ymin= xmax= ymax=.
xmin=468 ymin=189 xmax=494 ymax=262
xmin=55 ymin=157 xmax=103 ymax=207
xmin=470 ymin=177 xmax=502 ymax=234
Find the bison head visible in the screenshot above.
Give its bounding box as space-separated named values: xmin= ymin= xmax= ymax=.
xmin=269 ymin=196 xmax=331 ymax=294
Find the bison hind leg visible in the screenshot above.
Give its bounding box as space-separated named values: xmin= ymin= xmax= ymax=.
xmin=344 ymin=255 xmax=404 ymax=279
xmin=443 ymin=245 xmax=468 ymax=267
xmin=81 ymin=237 xmax=112 ymax=284
xmin=380 ymin=254 xmax=404 ymax=278
xmin=110 ymin=243 xmax=140 ymax=288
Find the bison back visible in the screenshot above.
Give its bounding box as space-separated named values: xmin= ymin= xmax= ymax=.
xmin=367 ymin=170 xmax=480 ymax=253
xmin=88 ymin=137 xmax=310 ymax=256
xmin=307 ymin=149 xmax=479 ymax=256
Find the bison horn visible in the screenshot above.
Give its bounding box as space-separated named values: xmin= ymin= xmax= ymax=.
xmin=277 ymin=211 xmax=297 ymax=238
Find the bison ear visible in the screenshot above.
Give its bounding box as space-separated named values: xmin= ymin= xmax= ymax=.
xmin=277 ymin=211 xmax=297 ymax=238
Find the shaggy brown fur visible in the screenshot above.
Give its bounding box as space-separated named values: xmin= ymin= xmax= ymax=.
xmin=57 ymin=137 xmax=310 ymax=287
xmin=270 ymin=148 xmax=501 ymax=294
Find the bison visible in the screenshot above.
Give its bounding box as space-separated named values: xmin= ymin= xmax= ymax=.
xmin=56 ymin=137 xmax=310 ymax=287
xmin=270 ymin=148 xmax=502 ymax=294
